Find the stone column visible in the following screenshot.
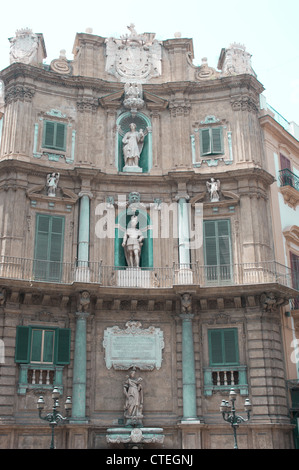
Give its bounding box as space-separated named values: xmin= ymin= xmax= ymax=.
xmin=71 ymin=292 xmax=90 ymax=423
xmin=78 ymin=193 xmax=91 ymax=265
xmin=180 ymin=294 xmax=198 ymax=422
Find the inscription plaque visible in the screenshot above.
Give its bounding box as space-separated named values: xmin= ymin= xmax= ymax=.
xmin=103 ymin=321 xmax=164 ymax=370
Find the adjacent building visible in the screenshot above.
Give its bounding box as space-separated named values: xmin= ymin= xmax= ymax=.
xmin=0 ymin=26 xmax=298 ymax=449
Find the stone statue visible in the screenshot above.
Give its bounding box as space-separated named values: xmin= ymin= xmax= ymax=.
xmin=123 ymin=368 xmax=143 ymax=426
xmin=122 ymin=123 xmax=144 ymax=168
xmin=77 ymin=291 xmax=90 ymax=313
xmin=181 ymin=293 xmax=192 ymax=315
xmin=122 ymin=215 xmax=144 ymax=267
xmin=46 ymin=172 xmax=60 ymax=197
xmin=206 ymin=178 xmax=220 ymax=202
xmin=260 ymin=292 xmax=286 ymax=312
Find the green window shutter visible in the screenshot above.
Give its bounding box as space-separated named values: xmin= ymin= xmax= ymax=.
xmin=223 ymin=329 xmax=238 ymax=364
xmin=43 ymin=121 xmax=66 ymax=151
xmin=200 ymin=127 xmax=224 ymax=156
xmin=200 ymin=129 xmax=211 ymax=155
xmin=55 ymin=328 xmax=71 ymax=365
xmin=31 ymin=329 xmax=43 ymax=362
xmin=43 ymin=330 xmax=55 ymax=363
xmin=34 ymin=214 xmax=65 ymax=281
xmin=209 ymin=329 xmax=223 ymax=365
xmin=55 ymin=123 xmax=66 ymax=150
xmin=15 ymin=326 xmax=31 ymax=363
xmin=208 ymin=328 xmax=239 ymax=366
xmin=44 ymin=121 xmax=55 ymax=148
xmin=204 ymin=220 xmax=232 ymax=281
xmin=211 ymin=128 xmax=223 ymax=154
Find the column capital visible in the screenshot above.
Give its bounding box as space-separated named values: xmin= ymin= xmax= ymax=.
xmin=78 ymin=190 xmax=93 ymax=199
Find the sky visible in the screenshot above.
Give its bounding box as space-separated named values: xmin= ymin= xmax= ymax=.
xmin=0 ymin=0 xmax=298 ymax=124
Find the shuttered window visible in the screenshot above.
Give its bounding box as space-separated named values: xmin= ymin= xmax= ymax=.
xmin=208 ymin=328 xmax=239 ymax=366
xmin=15 ymin=326 xmax=71 ymax=365
xmin=34 ymin=214 xmax=64 ymax=281
xmin=203 ymin=219 xmax=232 ymax=282
xmin=43 ymin=121 xmax=66 ymax=151
xmin=200 ymin=127 xmax=224 ymax=156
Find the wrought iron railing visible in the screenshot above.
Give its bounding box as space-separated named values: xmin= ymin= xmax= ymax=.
xmin=0 ymin=256 xmax=296 ymax=290
xmin=279 ymin=168 xmax=299 ymax=192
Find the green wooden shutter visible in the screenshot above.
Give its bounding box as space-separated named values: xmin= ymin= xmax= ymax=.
xmin=34 ymin=214 xmax=64 ymax=281
xmin=201 ymin=129 xmax=211 ymax=155
xmin=55 ymin=328 xmax=71 ymax=365
xmin=209 ymin=328 xmax=239 ymax=366
xmin=15 ymin=326 xmax=31 ymax=363
xmin=44 ymin=121 xmax=55 ymax=148
xmin=211 ymin=128 xmax=223 ymax=154
xmin=55 ymin=123 xmax=66 ymax=150
xmin=43 ymin=121 xmax=66 ymax=151
xmin=209 ymin=329 xmax=223 ymax=365
xmin=224 ymin=329 xmax=238 ymax=364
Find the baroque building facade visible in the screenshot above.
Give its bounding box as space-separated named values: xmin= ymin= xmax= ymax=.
xmin=0 ymin=26 xmax=298 ymax=449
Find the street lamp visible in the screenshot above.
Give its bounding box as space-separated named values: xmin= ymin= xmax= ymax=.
xmin=220 ymin=388 xmax=252 ymax=449
xmin=37 ymin=387 xmax=72 ymax=449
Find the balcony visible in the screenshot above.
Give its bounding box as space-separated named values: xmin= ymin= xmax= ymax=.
xmin=203 ymin=365 xmax=248 ymax=396
xmin=0 ymin=256 xmax=296 ymax=290
xmin=17 ymin=363 xmax=64 ymax=395
xmin=279 ymin=169 xmax=299 ymax=208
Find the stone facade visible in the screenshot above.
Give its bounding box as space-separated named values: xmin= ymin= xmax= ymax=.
xmin=0 ymin=26 xmax=297 ymax=449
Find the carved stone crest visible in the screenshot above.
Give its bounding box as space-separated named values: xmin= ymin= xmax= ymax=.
xmin=9 ymin=28 xmax=45 ymax=66
xmin=105 ymin=24 xmax=162 ymax=83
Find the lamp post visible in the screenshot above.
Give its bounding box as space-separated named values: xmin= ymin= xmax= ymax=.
xmin=37 ymin=387 xmax=72 ymax=449
xmin=220 ymin=388 xmax=252 ymax=449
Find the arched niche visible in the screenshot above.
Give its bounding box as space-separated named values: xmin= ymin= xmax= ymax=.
xmin=114 ymin=208 xmax=153 ymax=269
xmin=116 ymin=112 xmax=152 ymax=173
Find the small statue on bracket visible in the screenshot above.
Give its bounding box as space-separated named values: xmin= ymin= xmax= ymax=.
xmin=46 ymin=172 xmax=60 ymax=197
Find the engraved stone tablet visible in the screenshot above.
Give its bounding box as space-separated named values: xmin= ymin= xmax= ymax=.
xmin=103 ymin=321 xmax=164 ymax=370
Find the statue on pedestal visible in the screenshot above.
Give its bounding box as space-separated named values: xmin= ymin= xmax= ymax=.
xmin=123 ymin=368 xmax=143 ymax=426
xmin=122 ymin=215 xmax=144 ymax=267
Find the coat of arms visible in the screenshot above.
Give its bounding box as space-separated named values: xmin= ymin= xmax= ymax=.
xmin=105 ymin=24 xmax=162 ymax=83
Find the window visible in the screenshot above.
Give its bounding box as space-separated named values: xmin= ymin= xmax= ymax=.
xmin=43 ymin=121 xmax=66 ymax=151
xmin=208 ymin=328 xmax=239 ymax=366
xmin=34 ymin=214 xmax=65 ymax=281
xmin=203 ymin=219 xmax=232 ymax=283
xmin=15 ymin=326 xmax=71 ymax=365
xmin=200 ymin=127 xmax=224 ymax=157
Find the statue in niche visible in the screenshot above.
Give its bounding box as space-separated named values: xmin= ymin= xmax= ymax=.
xmin=122 ymin=215 xmax=144 ymax=267
xmin=206 ymin=178 xmax=221 ymax=202
xmin=123 ymin=368 xmax=143 ymax=426
xmin=122 ymin=123 xmax=144 ymax=168
xmin=46 ymin=172 xmax=60 ymax=197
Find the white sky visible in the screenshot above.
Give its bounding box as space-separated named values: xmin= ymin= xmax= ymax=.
xmin=0 ymin=0 xmax=298 ymax=124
